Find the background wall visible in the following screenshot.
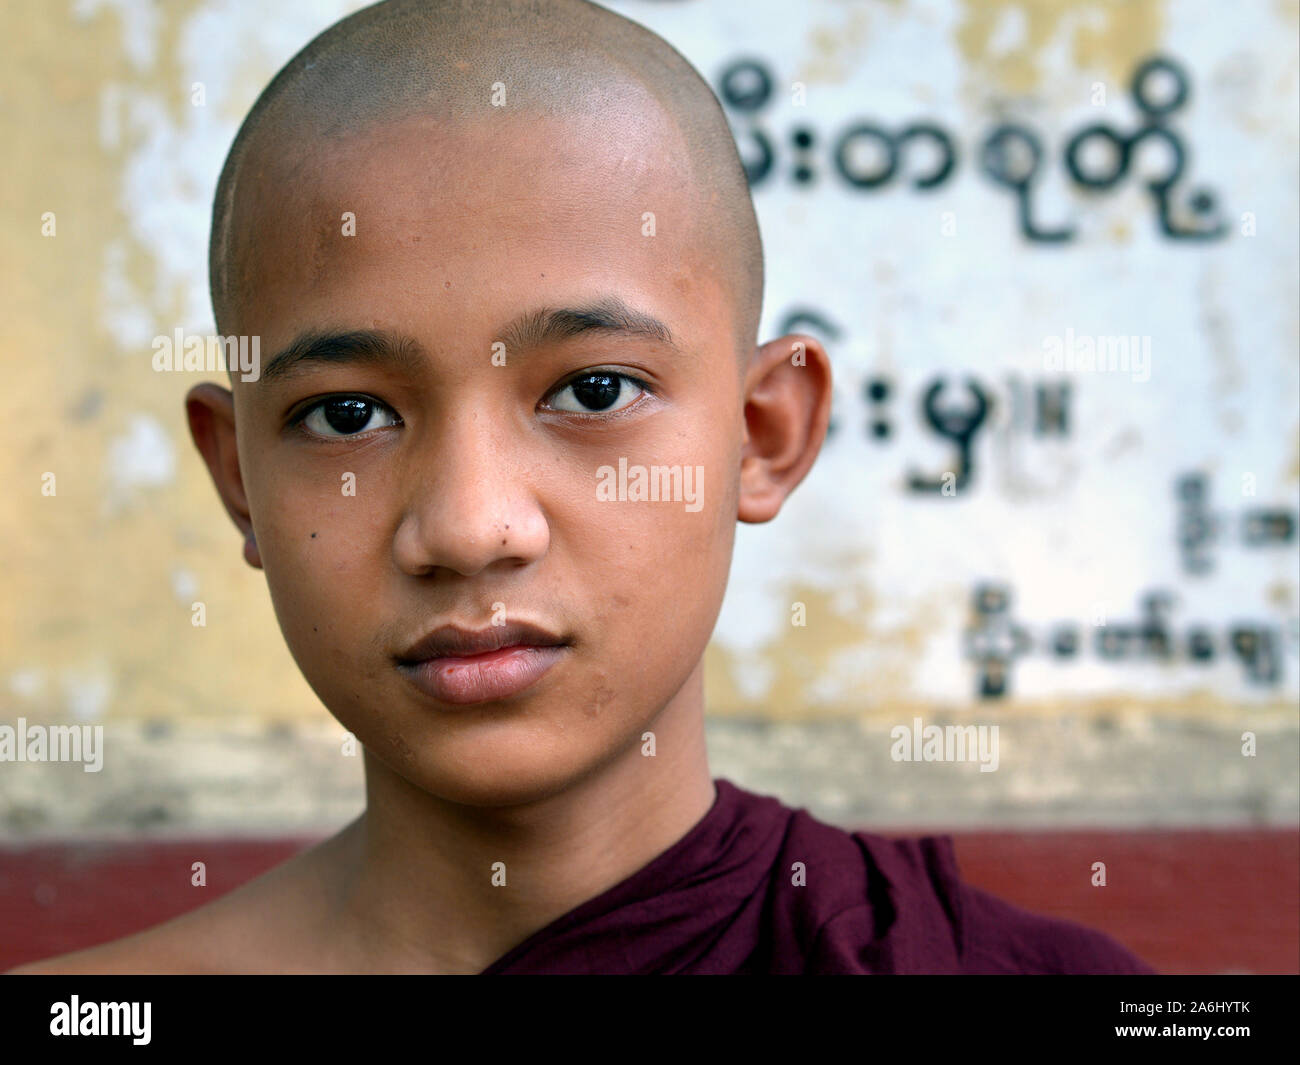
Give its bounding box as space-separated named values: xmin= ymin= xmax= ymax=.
xmin=1 ymin=0 xmax=1297 ymax=972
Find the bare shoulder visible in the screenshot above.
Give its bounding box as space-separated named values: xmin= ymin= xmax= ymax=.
xmin=7 ymin=825 xmax=355 ymax=975
xmin=7 ymin=927 xmax=189 ymax=975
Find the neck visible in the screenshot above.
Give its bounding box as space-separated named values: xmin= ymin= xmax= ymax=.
xmin=328 ymin=659 xmax=715 ymax=973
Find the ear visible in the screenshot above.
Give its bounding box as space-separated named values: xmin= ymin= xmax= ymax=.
xmin=185 ymin=382 xmax=262 ymax=569
xmin=737 ymin=333 xmax=833 ymax=524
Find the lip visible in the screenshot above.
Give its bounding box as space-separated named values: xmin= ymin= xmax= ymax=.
xmin=395 ymin=622 xmax=569 ymax=705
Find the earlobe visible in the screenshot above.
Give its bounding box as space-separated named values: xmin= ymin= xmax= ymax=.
xmin=736 ymin=333 xmax=833 ymax=524
xmin=242 ymin=531 xmax=262 ymax=570
xmin=185 ymin=382 xmax=260 ymax=567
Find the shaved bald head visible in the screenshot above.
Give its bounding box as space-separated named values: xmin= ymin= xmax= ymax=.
xmin=209 ymin=0 xmax=763 ymax=362
xmin=184 ymin=0 xmax=834 ymax=842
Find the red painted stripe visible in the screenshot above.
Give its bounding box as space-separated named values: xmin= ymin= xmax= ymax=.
xmin=946 ymin=830 xmax=1300 ymax=975
xmin=2 ymin=831 xmax=1295 ymax=973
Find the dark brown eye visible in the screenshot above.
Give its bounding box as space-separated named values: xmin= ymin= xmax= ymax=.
xmin=301 ymin=396 xmax=398 ymax=437
xmin=550 ymin=373 xmax=644 ymax=413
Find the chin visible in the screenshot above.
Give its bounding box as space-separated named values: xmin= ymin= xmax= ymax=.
xmin=387 ymin=727 xmax=619 ymax=809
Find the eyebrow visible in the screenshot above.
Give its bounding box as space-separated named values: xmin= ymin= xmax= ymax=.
xmin=500 ymin=297 xmax=681 ymax=356
xmin=260 ymin=330 xmax=424 ymax=383
xmin=260 ymin=296 xmax=683 ymax=383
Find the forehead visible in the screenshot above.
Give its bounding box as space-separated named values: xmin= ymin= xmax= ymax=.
xmin=229 ymin=106 xmax=732 ymax=358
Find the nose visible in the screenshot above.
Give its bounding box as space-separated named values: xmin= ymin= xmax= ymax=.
xmin=392 ymin=412 xmax=550 ymax=578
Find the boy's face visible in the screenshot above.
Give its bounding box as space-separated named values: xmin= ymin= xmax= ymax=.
xmin=208 ymin=105 xmax=748 ymax=805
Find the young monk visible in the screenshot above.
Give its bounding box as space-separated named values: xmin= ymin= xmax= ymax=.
xmin=13 ymin=0 xmax=1154 ymax=974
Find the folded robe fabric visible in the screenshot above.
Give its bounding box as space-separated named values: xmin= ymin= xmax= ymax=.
xmin=480 ymin=777 xmax=1157 ymax=975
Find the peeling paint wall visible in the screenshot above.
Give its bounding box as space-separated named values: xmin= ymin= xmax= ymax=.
xmin=2 ymin=1 xmax=360 ymax=733
xmin=1 ymin=0 xmax=1296 ymax=831
xmin=689 ymin=0 xmax=1300 ymax=718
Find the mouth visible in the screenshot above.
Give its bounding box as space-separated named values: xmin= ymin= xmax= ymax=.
xmin=394 ymin=621 xmax=570 ymax=705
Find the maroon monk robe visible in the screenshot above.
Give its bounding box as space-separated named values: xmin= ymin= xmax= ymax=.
xmin=480 ymin=777 xmax=1157 ymax=975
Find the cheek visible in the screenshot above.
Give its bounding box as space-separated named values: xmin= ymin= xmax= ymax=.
xmin=582 ymin=510 xmax=730 ymax=735
xmin=593 ymin=421 xmax=736 ymax=597
xmin=251 ymin=484 xmax=391 ymax=656
xmin=573 ymin=467 xmax=735 ymax=667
